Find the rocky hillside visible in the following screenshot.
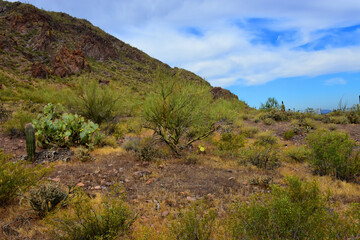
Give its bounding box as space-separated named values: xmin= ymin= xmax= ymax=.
xmin=0 ymin=0 xmax=240 ymax=101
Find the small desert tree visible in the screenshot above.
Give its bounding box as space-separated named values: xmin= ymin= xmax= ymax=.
xmin=143 ymin=72 xmax=217 ymax=155
xmin=260 ymin=97 xmax=280 ymax=110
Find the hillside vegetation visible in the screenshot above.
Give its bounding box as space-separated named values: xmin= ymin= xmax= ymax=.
xmin=1 ymin=1 xmax=360 ymax=239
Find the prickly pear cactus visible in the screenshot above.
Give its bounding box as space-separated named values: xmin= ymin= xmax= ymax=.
xmin=25 ymin=123 xmax=36 ymax=161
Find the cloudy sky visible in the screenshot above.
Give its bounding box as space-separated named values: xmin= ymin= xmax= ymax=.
xmin=10 ymin=0 xmax=360 ymax=109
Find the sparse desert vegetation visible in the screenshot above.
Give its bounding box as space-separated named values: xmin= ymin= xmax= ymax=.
xmin=1 ymin=1 xmax=360 ymax=240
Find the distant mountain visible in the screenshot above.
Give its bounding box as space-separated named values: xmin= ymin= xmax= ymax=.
xmin=0 ymin=0 xmax=240 ymax=101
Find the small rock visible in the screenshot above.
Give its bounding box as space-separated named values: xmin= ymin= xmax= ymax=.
xmin=186 ymin=196 xmax=196 ymax=201
xmin=108 ymin=164 xmax=113 ymax=167
xmin=227 ymin=169 xmax=233 ymax=173
xmin=76 ymin=182 xmax=85 ymax=187
xmin=51 ymin=177 xmax=60 ymax=182
xmin=94 ymin=185 xmax=101 ymax=190
xmin=119 ymin=168 xmax=124 ymax=172
xmin=228 ymin=177 xmax=235 ymax=181
xmin=124 ymin=178 xmax=130 ymax=183
xmin=146 ymin=180 xmax=152 ymax=185
xmin=158 ymin=164 xmax=164 ymax=169
xmin=161 ymin=210 xmax=169 ymax=217
xmin=94 ymin=170 xmax=100 ymax=174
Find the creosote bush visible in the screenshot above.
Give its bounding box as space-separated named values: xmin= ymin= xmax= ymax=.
xmin=170 ymin=200 xmax=216 ymax=240
xmin=306 ymin=129 xmax=360 ymax=181
xmin=49 ymin=189 xmax=135 ymax=240
xmin=284 ymin=145 xmax=311 ymax=163
xmin=228 ymin=176 xmax=358 ymax=239
xmin=0 ymin=149 xmax=49 ymax=206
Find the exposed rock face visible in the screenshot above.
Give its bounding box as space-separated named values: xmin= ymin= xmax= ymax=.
xmin=211 ymin=87 xmax=239 ymax=101
xmin=51 ymin=47 xmax=89 ymax=77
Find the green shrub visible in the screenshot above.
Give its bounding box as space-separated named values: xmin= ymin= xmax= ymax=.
xmin=240 ymin=146 xmax=280 ymax=170
xmin=4 ymin=110 xmax=37 ymax=136
xmin=228 ymin=176 xmax=350 ymax=239
xmin=248 ymin=175 xmax=273 ymax=188
xmin=74 ymin=147 xmax=94 ymax=162
xmin=183 ymin=153 xmax=199 ymax=165
xmin=284 ymin=145 xmax=311 ymax=163
xmin=72 ymin=79 xmax=120 ymax=124
xmin=29 ymin=183 xmax=73 ymax=218
xmin=0 ymin=149 xmax=48 ymax=206
xmin=33 ymin=103 xmax=101 ymax=148
xmin=98 ymin=135 xmax=118 ymax=148
xmin=170 ymin=201 xmax=216 ymax=240
xmin=143 ymin=72 xmax=218 ymax=155
xmin=330 ymin=116 xmax=349 ymax=124
xmin=218 ymin=132 xmax=245 ymax=151
xmin=261 ymin=109 xmax=292 ymax=121
xmin=239 ymin=126 xmax=259 ymax=138
xmin=134 ymin=141 xmax=159 ymax=162
xmin=122 ymin=138 xmax=140 ymax=152
xmin=49 ymin=190 xmax=135 ymax=240
xmin=263 ymin=117 xmax=275 ymax=125
xmin=283 ymin=129 xmax=295 ymax=140
xmin=306 ymin=129 xmax=360 ymax=181
xmin=254 ymin=132 xmax=278 ymax=147
xmin=346 ymin=110 xmax=360 ymax=124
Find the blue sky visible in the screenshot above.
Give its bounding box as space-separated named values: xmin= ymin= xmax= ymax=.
xmin=9 ymin=0 xmax=360 ymax=110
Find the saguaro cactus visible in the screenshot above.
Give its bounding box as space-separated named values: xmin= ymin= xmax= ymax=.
xmin=25 ymin=123 xmax=36 ymax=161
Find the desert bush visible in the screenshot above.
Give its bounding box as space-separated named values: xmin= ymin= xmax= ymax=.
xmin=248 ymin=175 xmax=273 ymax=188
xmin=183 ymin=153 xmax=199 ymax=165
xmin=263 ymin=117 xmax=275 ymax=125
xmin=283 ymin=129 xmax=295 ymax=140
xmin=33 ymin=103 xmax=101 ymax=148
xmin=261 ymin=109 xmax=292 ymax=121
xmin=284 ymin=145 xmax=311 ymax=163
xmin=29 ymin=183 xmax=73 ymax=218
xmin=170 ymin=200 xmax=216 ymax=240
xmin=71 ymin=79 xmax=120 ymax=124
xmin=98 ymin=135 xmax=118 ymax=148
xmin=49 ymin=190 xmax=135 ymax=240
xmin=239 ymin=126 xmax=259 ymax=138
xmin=330 ymin=115 xmax=349 ymax=124
xmin=240 ymin=146 xmax=280 ymax=170
xmin=218 ymin=132 xmax=245 ymax=151
xmin=74 ymin=147 xmax=94 ymax=162
xmin=346 ymin=109 xmax=360 ymax=124
xmin=143 ymin=72 xmax=218 ymax=155
xmin=306 ymin=129 xmax=360 ymax=181
xmin=0 ymin=149 xmax=48 ymax=206
xmin=327 ymin=123 xmax=337 ymax=131
xmin=4 ymin=110 xmax=37 ymax=136
xmin=254 ymin=132 xmax=278 ymax=147
xmin=260 ymin=97 xmax=280 ymax=110
xmin=122 ymin=137 xmax=140 ymax=152
xmin=134 ymin=141 xmax=159 ymax=162
xmin=228 ymin=176 xmax=348 ymax=239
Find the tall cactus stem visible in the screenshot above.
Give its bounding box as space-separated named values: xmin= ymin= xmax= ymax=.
xmin=25 ymin=123 xmax=36 ymax=161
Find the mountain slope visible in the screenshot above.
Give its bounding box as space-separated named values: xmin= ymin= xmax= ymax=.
xmin=0 ymin=0 xmax=239 ymax=100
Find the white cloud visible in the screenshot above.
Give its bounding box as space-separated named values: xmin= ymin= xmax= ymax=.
xmin=325 ymin=78 xmax=347 ymax=86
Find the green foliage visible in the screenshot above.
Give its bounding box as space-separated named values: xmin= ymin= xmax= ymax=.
xmin=240 ymin=146 xmax=280 ymax=170
xmin=254 ymin=132 xmax=278 ymax=147
xmin=218 ymin=132 xmax=245 ymax=152
xmin=25 ymin=123 xmax=36 ymax=161
xmin=260 ymin=109 xmax=292 ymax=121
xmin=346 ymin=109 xmax=360 ymax=123
xmin=170 ymin=201 xmax=216 ymax=240
xmin=306 ymin=129 xmax=360 ymax=181
xmin=98 ymin=135 xmax=118 ymax=148
xmin=49 ymin=190 xmax=135 ymax=240
xmin=228 ymin=176 xmax=348 ymax=239
xmin=122 ymin=137 xmax=140 ymax=152
xmin=33 ymin=103 xmax=101 ymax=148
xmin=4 ymin=110 xmax=37 ymax=136
xmin=29 ymin=183 xmax=73 ymax=218
xmin=284 ymin=145 xmax=311 ymax=163
xmin=143 ymin=72 xmax=216 ymax=155
xmin=72 ymin=79 xmax=121 ymax=124
xmin=0 ymin=149 xmax=48 ymax=206
xmin=134 ymin=139 xmax=159 ymax=162
xmin=260 ymin=97 xmax=280 ymax=110
xmin=263 ymin=117 xmax=275 ymax=125
xmin=283 ymin=129 xmax=296 ymax=140
xmin=330 ymin=115 xmax=350 ymax=124
xmin=239 ymin=126 xmax=259 ymax=138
